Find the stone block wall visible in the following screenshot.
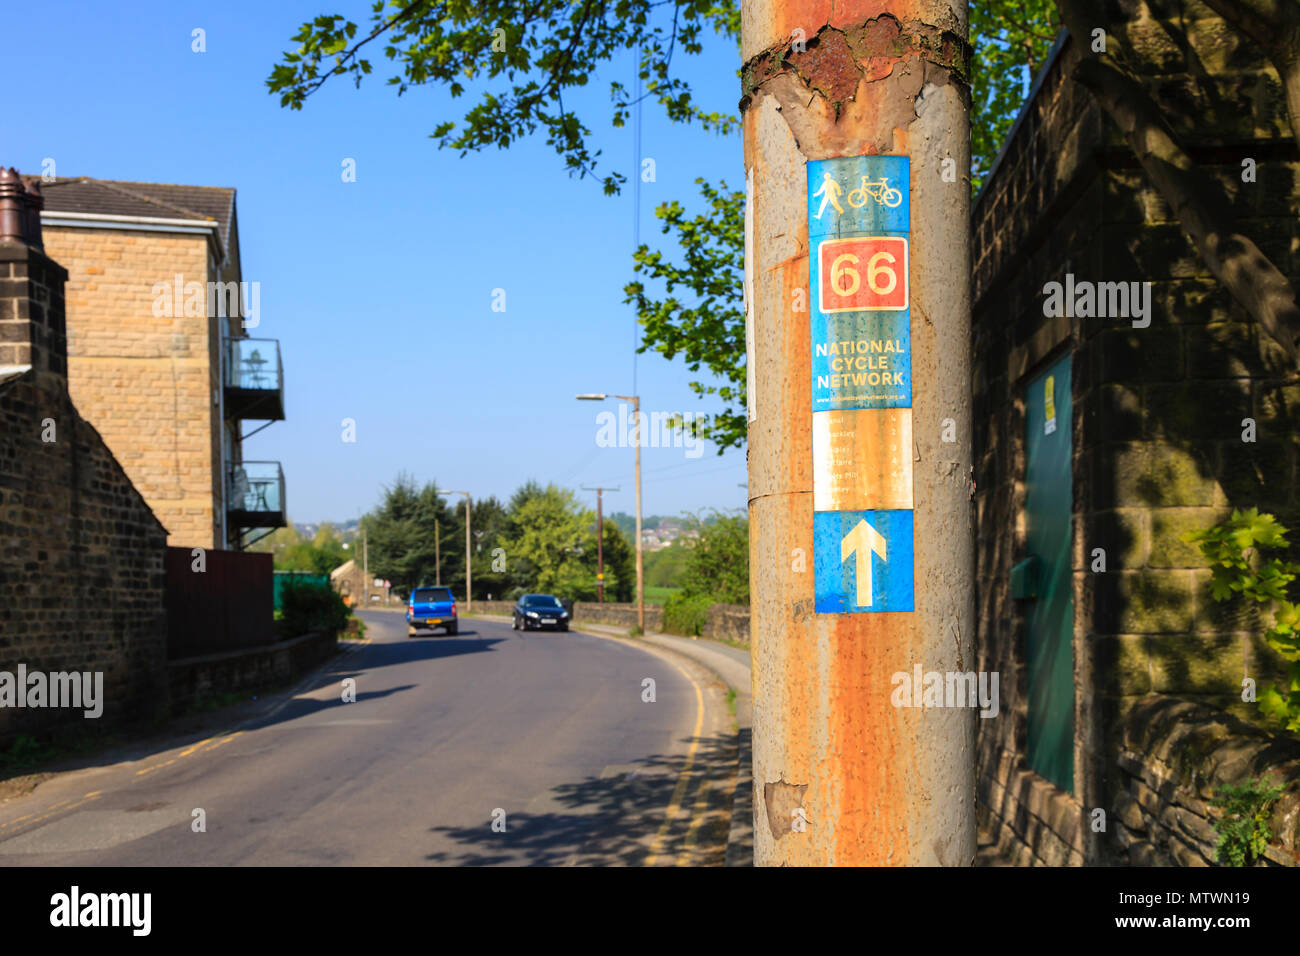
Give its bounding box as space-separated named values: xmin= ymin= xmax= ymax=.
xmin=973 ymin=9 xmax=1300 ymax=865
xmin=0 ymin=216 xmax=169 ymax=746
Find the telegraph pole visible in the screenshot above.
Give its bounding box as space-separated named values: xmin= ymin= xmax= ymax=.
xmin=464 ymin=494 xmax=472 ymax=612
xmin=441 ymin=494 xmax=473 ymax=613
xmin=742 ymin=0 xmax=974 ymax=864
xmin=433 ymin=488 xmax=472 ymax=610
xmin=583 ymin=485 xmax=620 ymax=602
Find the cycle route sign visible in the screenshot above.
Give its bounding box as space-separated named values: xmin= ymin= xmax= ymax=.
xmin=808 ymin=155 xmax=914 ymax=614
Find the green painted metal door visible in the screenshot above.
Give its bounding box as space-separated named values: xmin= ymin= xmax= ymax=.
xmin=1024 ymin=354 xmax=1074 ymax=793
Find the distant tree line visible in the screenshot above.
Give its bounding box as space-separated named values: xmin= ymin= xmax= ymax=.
xmin=359 ymin=476 xmax=634 ymax=602
xmin=263 ymin=481 xmax=751 ymax=607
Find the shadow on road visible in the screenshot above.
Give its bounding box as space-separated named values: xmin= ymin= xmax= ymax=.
xmin=420 ymin=731 xmax=738 ymax=866
xmin=242 ymin=684 xmax=418 ymax=728
xmin=238 ymin=635 xmax=507 ymax=731
xmin=0 ymin=634 xmax=506 ymax=786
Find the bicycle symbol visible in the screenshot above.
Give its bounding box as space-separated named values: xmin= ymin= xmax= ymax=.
xmin=846 ymin=176 xmax=903 ymax=209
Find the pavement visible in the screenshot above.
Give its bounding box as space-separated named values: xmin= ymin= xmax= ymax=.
xmin=0 ymin=612 xmax=744 ymax=866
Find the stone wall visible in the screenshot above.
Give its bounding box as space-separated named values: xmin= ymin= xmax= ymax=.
xmin=1113 ymin=697 xmax=1300 ymax=866
xmin=0 ymin=196 xmax=169 ymax=746
xmin=705 ymin=604 xmax=750 ymax=644
xmin=973 ymin=10 xmax=1300 ymax=865
xmin=168 ymin=630 xmax=337 ymax=713
xmin=466 ymin=599 xmax=752 ymax=642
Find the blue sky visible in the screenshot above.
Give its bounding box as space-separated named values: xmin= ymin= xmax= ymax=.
xmin=5 ymin=0 xmax=748 ymax=523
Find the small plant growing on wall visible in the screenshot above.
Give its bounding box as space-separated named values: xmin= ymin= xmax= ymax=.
xmin=1186 ymin=509 xmax=1300 ymax=731
xmin=1209 ymin=777 xmax=1285 ymax=866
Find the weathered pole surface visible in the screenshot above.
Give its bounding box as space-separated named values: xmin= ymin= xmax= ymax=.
xmin=742 ymin=0 xmax=975 ymax=864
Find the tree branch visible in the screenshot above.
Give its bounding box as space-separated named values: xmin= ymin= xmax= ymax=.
xmin=1199 ymin=0 xmax=1300 ymax=155
xmin=1073 ymin=54 xmax=1300 ymax=364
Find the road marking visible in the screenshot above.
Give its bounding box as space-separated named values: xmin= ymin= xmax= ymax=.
xmin=0 ymin=791 xmax=103 ymax=837
xmin=644 ymin=657 xmax=704 ymax=867
xmin=677 ymin=778 xmax=713 ymax=867
xmin=135 ymin=731 xmax=243 ymax=777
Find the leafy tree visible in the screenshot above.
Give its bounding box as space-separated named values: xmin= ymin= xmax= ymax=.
xmin=644 ymin=539 xmax=690 ymax=589
xmin=254 ymin=522 xmax=350 ymax=573
xmin=466 ymin=494 xmax=510 ymax=599
xmin=290 ymin=524 xmax=349 ymax=574
xmin=681 ymin=509 xmax=748 ymax=604
xmin=624 ymin=179 xmax=747 ymax=451
xmin=969 ymin=0 xmax=1060 ymax=190
xmin=600 ymin=517 xmax=635 ymax=601
xmin=363 ymin=473 xmax=454 ymax=594
xmin=267 ymin=0 xmax=739 ymax=195
xmin=496 ymin=483 xmax=596 ymax=597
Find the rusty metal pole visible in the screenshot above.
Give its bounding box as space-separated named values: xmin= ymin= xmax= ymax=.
xmin=742 ymin=0 xmax=975 ymax=864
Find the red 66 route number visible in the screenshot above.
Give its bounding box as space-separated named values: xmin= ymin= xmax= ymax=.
xmin=817 ymin=236 xmax=909 ymax=313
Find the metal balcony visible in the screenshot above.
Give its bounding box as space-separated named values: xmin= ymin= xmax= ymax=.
xmin=224 ymin=337 xmax=284 ymax=422
xmin=227 ymin=460 xmax=286 ymax=529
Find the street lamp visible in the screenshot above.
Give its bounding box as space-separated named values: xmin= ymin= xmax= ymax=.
xmin=577 ymin=392 xmax=644 ymax=633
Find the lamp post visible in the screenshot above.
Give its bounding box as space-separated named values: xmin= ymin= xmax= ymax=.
xmin=577 ymin=393 xmax=643 ymax=632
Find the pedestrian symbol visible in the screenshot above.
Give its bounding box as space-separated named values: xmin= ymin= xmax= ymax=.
xmin=812 ymin=171 xmax=844 ymax=219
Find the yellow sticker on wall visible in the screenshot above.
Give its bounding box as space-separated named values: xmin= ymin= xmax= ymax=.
xmin=1044 ymin=375 xmax=1057 ymax=435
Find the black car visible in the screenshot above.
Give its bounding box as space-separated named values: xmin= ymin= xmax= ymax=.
xmin=512 ymin=593 xmax=569 ymax=631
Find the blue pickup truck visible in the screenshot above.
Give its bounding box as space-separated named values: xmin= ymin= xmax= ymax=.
xmin=407 ymin=586 xmax=458 ymax=637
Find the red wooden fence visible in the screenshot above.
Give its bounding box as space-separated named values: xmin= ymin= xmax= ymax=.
xmin=165 ymin=547 xmax=274 ymax=660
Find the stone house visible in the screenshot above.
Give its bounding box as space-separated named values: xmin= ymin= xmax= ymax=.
xmin=31 ymin=175 xmax=287 ymax=551
xmin=0 ymin=169 xmax=168 ymax=744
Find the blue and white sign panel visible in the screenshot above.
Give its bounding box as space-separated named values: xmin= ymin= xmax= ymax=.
xmin=814 ymin=510 xmax=915 ymax=613
xmin=808 ymin=155 xmax=915 ymax=614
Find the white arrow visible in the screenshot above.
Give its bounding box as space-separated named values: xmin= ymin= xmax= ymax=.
xmin=841 ymin=518 xmax=887 ymax=607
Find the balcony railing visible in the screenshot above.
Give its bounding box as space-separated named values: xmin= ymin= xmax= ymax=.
xmin=227 ymin=460 xmax=287 ymax=529
xmin=224 ymin=337 xmax=284 ymax=421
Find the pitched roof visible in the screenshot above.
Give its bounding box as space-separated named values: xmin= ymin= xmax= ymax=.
xmin=36 ymin=177 xmax=237 ymax=253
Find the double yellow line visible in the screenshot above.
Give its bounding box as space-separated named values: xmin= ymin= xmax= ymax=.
xmin=645 ymin=658 xmax=707 ymax=867
xmin=134 ymin=731 xmax=244 ymax=778
xmin=0 ymin=790 xmax=103 ymax=833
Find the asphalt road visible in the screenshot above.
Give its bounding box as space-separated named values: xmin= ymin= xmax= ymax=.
xmin=0 ymin=613 xmax=734 ymax=866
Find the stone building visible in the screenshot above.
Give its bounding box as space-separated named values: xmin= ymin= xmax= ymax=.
xmin=32 ymin=175 xmax=286 ymax=551
xmin=330 ymin=559 xmax=365 ymax=607
xmin=0 ymin=169 xmax=168 ymax=744
xmin=973 ymin=12 xmax=1300 ymax=864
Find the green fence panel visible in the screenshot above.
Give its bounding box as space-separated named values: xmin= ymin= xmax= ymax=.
xmin=273 ymin=571 xmax=331 ymax=611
